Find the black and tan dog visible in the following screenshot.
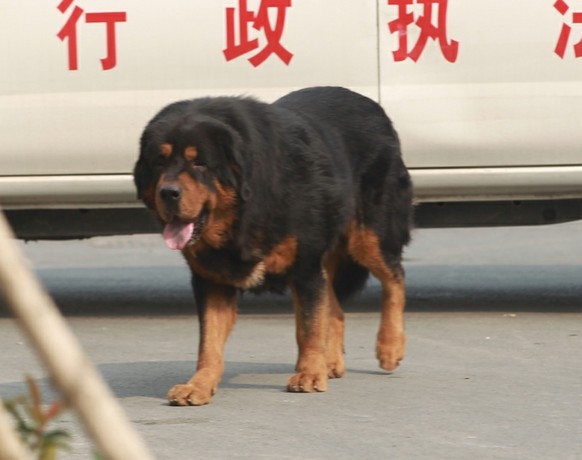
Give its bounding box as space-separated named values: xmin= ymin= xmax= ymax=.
xmin=134 ymin=86 xmax=413 ymax=405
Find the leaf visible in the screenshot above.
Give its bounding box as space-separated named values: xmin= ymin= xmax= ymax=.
xmin=3 ymin=398 xmax=33 ymax=434
xmin=3 ymin=383 xmax=72 ymax=457
xmin=3 ymin=399 xmax=25 ymax=424
xmin=39 ymin=430 xmax=71 ymax=459
xmin=25 ymin=375 xmax=44 ymax=424
xmin=44 ymin=429 xmax=71 ymax=443
xmin=39 ymin=444 xmax=58 ymax=460
xmin=44 ymin=401 xmax=64 ymax=422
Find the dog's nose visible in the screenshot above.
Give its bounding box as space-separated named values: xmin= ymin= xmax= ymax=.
xmin=159 ymin=184 xmax=182 ymax=203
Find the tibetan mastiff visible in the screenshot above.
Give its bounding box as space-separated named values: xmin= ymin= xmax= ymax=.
xmin=134 ymin=86 xmax=413 ymax=405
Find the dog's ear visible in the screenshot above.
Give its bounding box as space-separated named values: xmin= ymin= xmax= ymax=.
xmin=133 ymin=131 xmax=158 ymax=207
xmin=220 ymin=127 xmax=252 ymax=201
xmin=133 ymin=156 xmax=156 ymax=207
xmin=196 ymin=121 xmax=252 ymax=201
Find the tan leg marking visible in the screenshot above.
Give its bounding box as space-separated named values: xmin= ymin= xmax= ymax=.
xmin=324 ymin=252 xmax=345 ymax=378
xmin=347 ymin=221 xmax=406 ymax=371
xmin=288 ymin=284 xmax=330 ymax=393
xmin=326 ymin=286 xmax=346 ymax=378
xmin=263 ymin=236 xmax=297 ymax=274
xmin=167 ymin=286 xmax=237 ymax=406
xmin=375 ymin=273 xmax=406 ymax=371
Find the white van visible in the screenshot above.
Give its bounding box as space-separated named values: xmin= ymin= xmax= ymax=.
xmin=1 ymin=1 xmax=581 ymax=238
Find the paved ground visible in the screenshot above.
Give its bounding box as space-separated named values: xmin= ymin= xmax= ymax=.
xmin=1 ymin=222 xmax=581 ymax=459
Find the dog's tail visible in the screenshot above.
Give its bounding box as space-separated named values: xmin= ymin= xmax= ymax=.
xmin=332 ymin=256 xmax=370 ymax=302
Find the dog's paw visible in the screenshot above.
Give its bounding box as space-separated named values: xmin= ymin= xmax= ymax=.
xmin=376 ymin=334 xmax=406 ymax=371
xmin=326 ymin=353 xmax=346 ymax=379
xmin=167 ymin=383 xmax=215 ymax=406
xmin=287 ymin=367 xmax=328 ymax=393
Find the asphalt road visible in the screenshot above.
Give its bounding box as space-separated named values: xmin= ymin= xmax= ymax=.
xmin=1 ymin=222 xmax=581 ymax=459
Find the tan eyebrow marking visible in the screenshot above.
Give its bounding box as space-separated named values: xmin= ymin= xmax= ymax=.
xmin=184 ymin=146 xmax=198 ymax=161
xmin=160 ymin=143 xmax=172 ymax=157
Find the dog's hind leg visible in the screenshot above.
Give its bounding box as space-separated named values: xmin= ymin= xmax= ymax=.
xmin=323 ymin=251 xmax=346 ymax=379
xmin=373 ymin=263 xmax=406 ymax=371
xmin=347 ymin=222 xmax=406 ymax=371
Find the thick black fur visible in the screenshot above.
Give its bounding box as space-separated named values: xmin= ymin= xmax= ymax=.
xmin=134 ymin=86 xmax=413 ymax=301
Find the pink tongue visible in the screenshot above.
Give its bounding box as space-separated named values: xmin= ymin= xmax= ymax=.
xmin=163 ymin=221 xmax=194 ymax=250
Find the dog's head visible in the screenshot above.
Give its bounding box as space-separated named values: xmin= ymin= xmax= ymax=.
xmin=134 ymin=101 xmax=246 ymax=250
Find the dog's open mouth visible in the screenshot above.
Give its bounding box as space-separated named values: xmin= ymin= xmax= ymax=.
xmin=162 ymin=210 xmax=208 ymax=251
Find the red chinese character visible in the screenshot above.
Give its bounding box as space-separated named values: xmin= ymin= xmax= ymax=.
xmin=57 ymin=0 xmax=127 ymax=70
xmin=57 ymin=0 xmax=83 ymax=70
xmin=223 ymin=0 xmax=293 ymax=67
xmin=554 ymin=0 xmax=582 ymax=58
xmin=388 ymin=0 xmax=459 ymax=63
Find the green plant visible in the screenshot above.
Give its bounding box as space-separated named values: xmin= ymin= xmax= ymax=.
xmin=2 ymin=376 xmax=70 ymax=460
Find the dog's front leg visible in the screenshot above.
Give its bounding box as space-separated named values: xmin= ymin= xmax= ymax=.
xmin=168 ymin=276 xmax=237 ymax=406
xmin=288 ymin=271 xmax=330 ymax=393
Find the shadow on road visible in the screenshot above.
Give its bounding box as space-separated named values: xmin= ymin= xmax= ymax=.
xmin=0 ymin=360 xmax=297 ymax=403
xmin=1 ymin=263 xmax=581 ymax=317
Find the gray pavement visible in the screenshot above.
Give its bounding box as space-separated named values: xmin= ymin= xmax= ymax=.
xmin=1 ymin=222 xmax=582 ymax=459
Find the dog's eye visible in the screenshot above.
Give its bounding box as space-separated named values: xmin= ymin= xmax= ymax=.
xmin=190 ymin=159 xmax=207 ymax=171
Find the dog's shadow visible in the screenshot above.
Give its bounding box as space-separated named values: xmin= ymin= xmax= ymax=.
xmin=0 ymin=361 xmax=296 ymax=403
xmin=103 ymin=360 xmax=296 ymax=397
